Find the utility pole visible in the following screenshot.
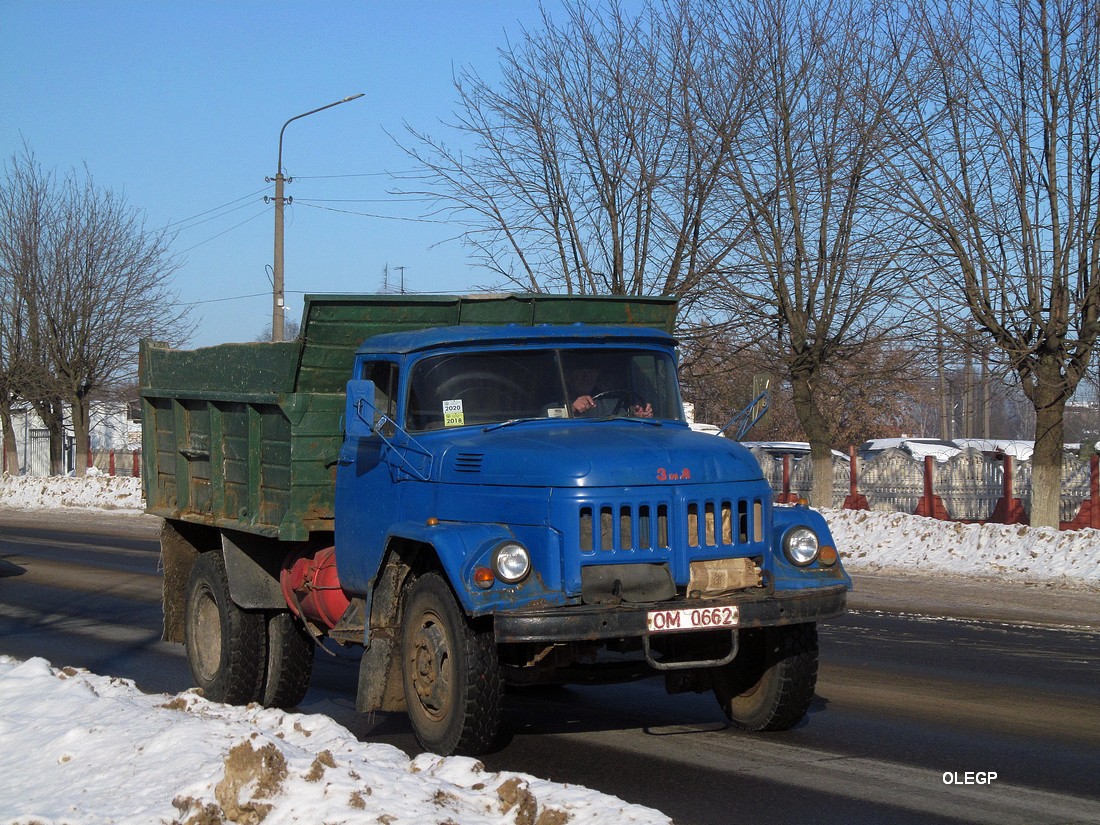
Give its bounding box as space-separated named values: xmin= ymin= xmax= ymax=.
xmin=268 ymin=93 xmax=364 ymax=341
xmin=395 ymin=266 xmax=407 ymax=294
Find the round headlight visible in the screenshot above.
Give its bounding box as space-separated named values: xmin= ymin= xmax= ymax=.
xmin=492 ymin=541 xmax=531 ymax=584
xmin=783 ymin=526 xmax=820 ymax=566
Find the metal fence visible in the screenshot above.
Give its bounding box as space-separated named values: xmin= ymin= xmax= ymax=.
xmin=88 ymin=449 xmax=142 ymax=478
xmin=751 ymin=445 xmax=1098 ymax=526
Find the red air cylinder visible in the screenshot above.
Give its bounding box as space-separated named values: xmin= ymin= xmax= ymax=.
xmin=280 ymin=546 xmax=351 ymax=630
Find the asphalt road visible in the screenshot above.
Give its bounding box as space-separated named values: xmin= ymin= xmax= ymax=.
xmin=1 ymin=511 xmax=1098 ymax=824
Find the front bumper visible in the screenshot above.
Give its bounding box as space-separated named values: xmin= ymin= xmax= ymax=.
xmin=494 ymin=583 xmax=848 ymax=643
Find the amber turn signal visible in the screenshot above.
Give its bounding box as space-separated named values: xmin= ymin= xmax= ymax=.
xmin=473 ymin=567 xmax=495 ymax=589
xmin=818 ymin=545 xmax=839 ymax=566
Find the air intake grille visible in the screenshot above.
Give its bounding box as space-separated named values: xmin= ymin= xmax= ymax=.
xmin=578 ymin=497 xmax=764 ymax=554
xmin=452 ymin=452 xmax=485 ymax=473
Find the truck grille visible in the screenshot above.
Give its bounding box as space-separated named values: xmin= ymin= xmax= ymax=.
xmin=578 ymin=496 xmax=764 ymax=554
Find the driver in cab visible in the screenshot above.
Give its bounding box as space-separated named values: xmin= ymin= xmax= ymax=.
xmin=567 ymin=359 xmax=653 ymax=418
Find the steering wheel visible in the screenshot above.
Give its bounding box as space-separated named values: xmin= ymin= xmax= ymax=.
xmin=435 ymin=371 xmax=525 ymax=420
xmin=591 ymin=389 xmax=632 ymax=415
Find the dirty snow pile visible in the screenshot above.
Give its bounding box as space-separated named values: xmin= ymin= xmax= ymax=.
xmin=0 ymin=656 xmax=667 ymax=825
xmin=823 ymin=507 xmax=1100 ymax=588
xmin=0 ymin=472 xmax=144 ymax=510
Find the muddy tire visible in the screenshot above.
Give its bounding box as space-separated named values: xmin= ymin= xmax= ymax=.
xmin=262 ymin=610 xmax=315 ymax=709
xmin=184 ymin=551 xmax=266 ymax=705
xmin=714 ymin=622 xmax=818 ymax=731
xmin=401 ymin=572 xmax=503 ymax=755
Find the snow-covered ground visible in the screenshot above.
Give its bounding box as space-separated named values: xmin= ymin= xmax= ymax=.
xmin=1 ymin=474 xmax=1097 ymax=824
xmin=0 ymin=656 xmax=664 ymax=825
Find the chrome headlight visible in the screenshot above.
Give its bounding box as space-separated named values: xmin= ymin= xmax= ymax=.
xmin=492 ymin=541 xmax=531 ymax=584
xmin=783 ymin=526 xmax=820 ymax=566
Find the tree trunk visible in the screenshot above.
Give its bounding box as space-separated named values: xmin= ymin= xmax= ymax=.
xmin=790 ymin=368 xmax=834 ymax=508
xmin=0 ymin=401 xmax=18 ymax=475
xmin=71 ymin=393 xmax=90 ymax=478
xmin=937 ymin=336 xmax=950 ymax=440
xmin=1030 ymin=397 xmax=1066 ymax=529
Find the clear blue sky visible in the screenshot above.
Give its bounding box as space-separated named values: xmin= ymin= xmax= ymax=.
xmin=1 ymin=2 xmax=558 ymax=347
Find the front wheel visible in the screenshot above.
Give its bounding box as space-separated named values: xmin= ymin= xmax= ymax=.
xmin=713 ymin=623 xmax=818 ymax=731
xmin=184 ymin=551 xmax=267 ymax=705
xmin=401 ymin=572 xmax=503 ymax=755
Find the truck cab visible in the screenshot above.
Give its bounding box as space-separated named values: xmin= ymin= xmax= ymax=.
xmin=335 ymin=324 xmax=849 ymax=754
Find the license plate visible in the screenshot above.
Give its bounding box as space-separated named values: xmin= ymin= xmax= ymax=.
xmin=646 ymin=605 xmax=739 ymax=633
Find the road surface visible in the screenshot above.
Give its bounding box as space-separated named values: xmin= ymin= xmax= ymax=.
xmin=1 ymin=511 xmax=1097 ymax=824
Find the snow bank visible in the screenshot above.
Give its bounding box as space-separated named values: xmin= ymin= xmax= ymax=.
xmin=824 ymin=508 xmax=1100 ymax=588
xmin=0 ymin=656 xmax=670 ymax=825
xmin=0 ymin=473 xmax=143 ymax=510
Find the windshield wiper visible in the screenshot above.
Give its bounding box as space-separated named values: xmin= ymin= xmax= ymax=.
xmin=592 ymin=415 xmax=663 ymax=426
xmin=482 ymin=417 xmax=551 ymax=432
xmin=485 ymin=414 xmax=666 ymax=431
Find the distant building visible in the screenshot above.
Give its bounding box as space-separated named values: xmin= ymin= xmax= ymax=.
xmin=1 ymin=400 xmax=140 ymax=476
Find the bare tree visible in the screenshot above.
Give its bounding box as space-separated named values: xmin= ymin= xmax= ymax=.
xmin=707 ymin=0 xmax=921 ymax=505
xmin=890 ymin=0 xmax=1100 ymax=526
xmin=0 ymin=147 xmax=64 ymax=473
xmin=396 ymin=0 xmax=749 ymax=303
xmin=255 ymin=318 xmax=301 ymax=342
xmin=1 ymin=148 xmax=192 ymax=476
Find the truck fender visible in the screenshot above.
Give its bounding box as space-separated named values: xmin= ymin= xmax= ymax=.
xmin=382 ymin=520 xmax=519 ymax=614
xmin=770 ymin=505 xmax=852 ymax=591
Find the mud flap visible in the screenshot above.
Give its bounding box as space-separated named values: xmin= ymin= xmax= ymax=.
xmin=355 ymin=633 xmax=406 ymax=713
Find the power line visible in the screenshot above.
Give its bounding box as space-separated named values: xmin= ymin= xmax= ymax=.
xmin=182 ymin=291 xmax=271 ymax=306
xmin=294 ymin=197 xmax=433 ymax=204
xmin=172 ymin=198 xmax=267 ymax=232
xmin=295 ymin=202 xmax=451 ymax=223
xmin=161 ymin=187 xmax=270 ymax=230
xmin=292 ymin=170 xmax=420 ymax=179
xmin=177 ymin=206 xmax=270 ymax=253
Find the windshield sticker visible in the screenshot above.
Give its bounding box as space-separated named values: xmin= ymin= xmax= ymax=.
xmin=443 ymin=399 xmax=465 ymax=427
xmin=546 ymin=407 xmax=568 ymax=418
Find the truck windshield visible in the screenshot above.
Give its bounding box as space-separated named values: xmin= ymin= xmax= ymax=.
xmin=405 ymin=347 xmax=683 ymax=432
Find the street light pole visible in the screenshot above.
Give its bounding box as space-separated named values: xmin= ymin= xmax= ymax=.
xmin=269 ymin=93 xmax=364 ymax=341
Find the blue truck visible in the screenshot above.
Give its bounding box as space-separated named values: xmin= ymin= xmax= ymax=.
xmin=141 ymin=293 xmax=850 ymax=755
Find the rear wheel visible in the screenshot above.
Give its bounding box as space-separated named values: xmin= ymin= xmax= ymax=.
xmin=714 ymin=623 xmax=818 ymax=731
xmin=401 ymin=572 xmax=503 ymax=755
xmin=261 ymin=610 xmax=315 ymax=708
xmin=184 ymin=551 xmax=266 ymax=704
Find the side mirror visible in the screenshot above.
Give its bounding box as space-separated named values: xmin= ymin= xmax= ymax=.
xmin=346 ymin=379 xmax=381 ymax=438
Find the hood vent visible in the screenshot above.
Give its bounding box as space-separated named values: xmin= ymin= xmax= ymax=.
xmin=453 ymin=452 xmax=485 ymax=473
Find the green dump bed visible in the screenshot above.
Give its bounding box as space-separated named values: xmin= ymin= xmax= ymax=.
xmin=140 ymin=292 xmax=678 ymax=541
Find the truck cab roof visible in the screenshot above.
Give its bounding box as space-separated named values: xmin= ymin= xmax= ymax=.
xmin=356 ymin=324 xmax=677 ymax=356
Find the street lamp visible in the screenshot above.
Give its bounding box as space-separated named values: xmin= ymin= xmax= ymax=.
xmin=269 ymin=93 xmax=364 ymax=341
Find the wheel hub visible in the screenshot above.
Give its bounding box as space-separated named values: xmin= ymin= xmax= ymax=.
xmin=191 ymin=589 xmax=222 ymax=682
xmin=410 ymin=616 xmax=450 ymax=718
